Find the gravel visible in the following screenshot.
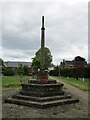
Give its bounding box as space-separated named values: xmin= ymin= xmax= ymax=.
xmin=2 ymin=90 xmax=88 ymax=118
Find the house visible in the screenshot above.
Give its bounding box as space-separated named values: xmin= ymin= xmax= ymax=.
xmin=60 ymin=59 xmax=74 ymax=69
xmin=4 ymin=61 xmax=32 ymax=74
xmin=60 ymin=57 xmax=87 ymax=69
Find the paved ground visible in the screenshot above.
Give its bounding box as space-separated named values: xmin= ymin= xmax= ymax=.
xmin=50 ymin=76 xmax=88 ymax=106
xmin=2 ymin=77 xmax=89 ymax=119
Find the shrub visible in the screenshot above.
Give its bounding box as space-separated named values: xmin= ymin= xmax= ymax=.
xmin=49 ymin=68 xmax=72 ymax=77
xmin=60 ymin=68 xmax=72 ymax=77
xmin=3 ymin=68 xmax=15 ymax=76
xmin=49 ymin=67 xmax=90 ymax=78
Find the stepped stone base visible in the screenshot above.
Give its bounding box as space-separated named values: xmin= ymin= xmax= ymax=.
xmin=5 ymin=79 xmax=79 ymax=108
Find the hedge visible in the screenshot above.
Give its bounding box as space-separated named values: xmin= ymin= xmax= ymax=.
xmin=49 ymin=67 xmax=90 ymax=78
xmin=3 ymin=68 xmax=15 ymax=76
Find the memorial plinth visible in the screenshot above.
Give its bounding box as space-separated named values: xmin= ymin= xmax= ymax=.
xmin=5 ymin=78 xmax=79 ymax=108
xmin=5 ymin=16 xmax=79 ymax=108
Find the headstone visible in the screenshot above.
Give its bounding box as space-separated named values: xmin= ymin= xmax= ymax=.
xmin=82 ymin=77 xmax=85 ymax=82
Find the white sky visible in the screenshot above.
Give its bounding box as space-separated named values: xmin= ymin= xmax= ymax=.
xmin=0 ymin=0 xmax=89 ymax=65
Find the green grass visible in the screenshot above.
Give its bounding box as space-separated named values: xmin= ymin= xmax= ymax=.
xmin=2 ymin=75 xmax=31 ymax=90
xmin=52 ymin=76 xmax=89 ymax=91
xmin=2 ymin=75 xmax=89 ymax=91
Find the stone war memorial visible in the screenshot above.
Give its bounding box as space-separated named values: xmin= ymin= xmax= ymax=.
xmin=5 ymin=16 xmax=79 ymax=108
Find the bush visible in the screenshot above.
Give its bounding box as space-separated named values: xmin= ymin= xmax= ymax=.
xmin=84 ymin=67 xmax=90 ymax=78
xmin=49 ymin=66 xmax=59 ymax=76
xmin=49 ymin=67 xmax=72 ymax=77
xmin=3 ymin=68 xmax=15 ymax=76
xmin=49 ymin=67 xmax=90 ymax=78
xmin=60 ymin=68 xmax=72 ymax=77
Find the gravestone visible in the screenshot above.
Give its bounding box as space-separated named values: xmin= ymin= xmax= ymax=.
xmin=5 ymin=16 xmax=79 ymax=108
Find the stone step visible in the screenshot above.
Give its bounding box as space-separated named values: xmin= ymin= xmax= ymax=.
xmin=22 ymin=86 xmax=63 ymax=92
xmin=5 ymin=97 xmax=79 ymax=108
xmin=28 ymin=79 xmax=57 ymax=84
xmin=20 ymin=90 xmax=64 ymax=97
xmin=21 ymin=83 xmax=64 ymax=92
xmin=13 ymin=94 xmax=71 ymax=102
xmin=21 ymin=82 xmax=64 ymax=87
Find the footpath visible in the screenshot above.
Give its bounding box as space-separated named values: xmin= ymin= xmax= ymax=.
xmin=50 ymin=76 xmax=88 ymax=106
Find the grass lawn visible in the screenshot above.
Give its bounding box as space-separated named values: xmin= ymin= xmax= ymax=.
xmin=2 ymin=75 xmax=89 ymax=91
xmin=2 ymin=75 xmax=31 ymax=90
xmin=52 ymin=76 xmax=89 ymax=91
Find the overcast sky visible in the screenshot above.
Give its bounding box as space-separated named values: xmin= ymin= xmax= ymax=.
xmin=0 ymin=0 xmax=88 ymax=65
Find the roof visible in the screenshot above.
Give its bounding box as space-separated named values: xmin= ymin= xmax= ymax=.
xmin=65 ymin=60 xmax=74 ymax=65
xmin=4 ymin=61 xmax=32 ymax=68
xmin=61 ymin=59 xmax=87 ymax=67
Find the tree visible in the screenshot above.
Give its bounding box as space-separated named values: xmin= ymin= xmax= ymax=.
xmin=17 ymin=63 xmax=24 ymax=82
xmin=0 ymin=58 xmax=6 ymax=75
xmin=17 ymin=63 xmax=24 ymax=75
xmin=31 ymin=47 xmax=52 ymax=73
xmin=23 ymin=65 xmax=28 ymax=75
xmin=0 ymin=58 xmax=3 ymax=66
xmin=73 ymin=56 xmax=86 ymax=80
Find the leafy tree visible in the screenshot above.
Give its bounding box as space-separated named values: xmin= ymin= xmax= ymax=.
xmin=17 ymin=63 xmax=24 ymax=82
xmin=73 ymin=56 xmax=86 ymax=80
xmin=31 ymin=47 xmax=52 ymax=73
xmin=17 ymin=63 xmax=24 ymax=75
xmin=23 ymin=65 xmax=28 ymax=75
xmin=0 ymin=58 xmax=3 ymax=66
xmin=0 ymin=58 xmax=6 ymax=75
